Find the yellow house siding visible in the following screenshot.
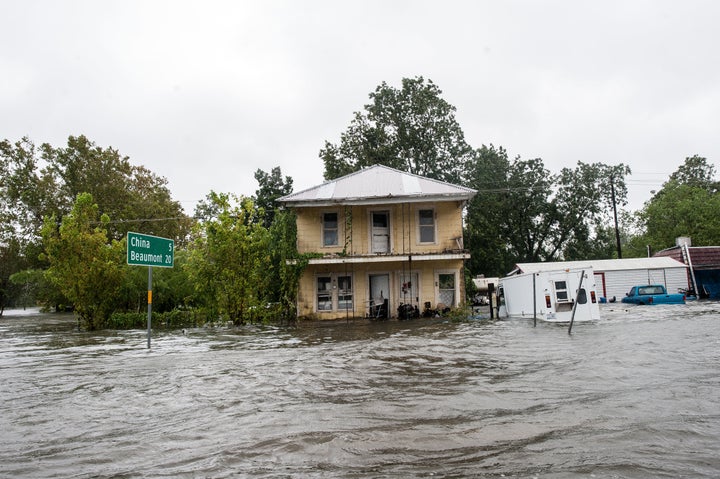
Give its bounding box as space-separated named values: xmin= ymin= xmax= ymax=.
xmin=296 ymin=258 xmax=467 ymax=320
xmin=296 ymin=207 xmax=347 ymax=254
xmin=295 ymin=202 xmax=464 ymax=256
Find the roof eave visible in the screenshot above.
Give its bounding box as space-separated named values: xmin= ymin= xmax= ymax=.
xmin=280 ymin=193 xmax=475 ymax=208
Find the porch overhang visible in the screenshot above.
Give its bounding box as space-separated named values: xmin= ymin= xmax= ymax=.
xmin=306 ymin=252 xmax=470 ymax=265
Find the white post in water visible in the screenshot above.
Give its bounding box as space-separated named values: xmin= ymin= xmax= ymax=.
xmin=147 ymin=266 xmax=152 ymax=349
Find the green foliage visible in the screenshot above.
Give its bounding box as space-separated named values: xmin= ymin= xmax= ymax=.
xmin=7 ymin=269 xmax=46 ymax=310
xmin=668 ymin=154 xmax=717 ymax=189
xmin=1 ymin=135 xmax=192 ymax=309
xmin=253 ymin=167 xmax=293 ymax=228
xmin=320 ymin=76 xmax=473 ymax=184
xmin=0 ymin=239 xmax=25 ymax=313
xmin=265 ymin=209 xmax=307 ymax=321
xmin=640 ymin=181 xmax=720 ymax=249
xmin=41 ymin=193 xmax=127 ymax=330
xmin=555 ymin=162 xmax=631 ymax=259
xmin=39 ymin=135 xmax=191 ymax=242
xmin=463 ymin=145 xmax=517 ymax=276
xmin=444 ymin=305 xmax=475 ymax=322
xmin=633 ymin=156 xmax=720 ymax=251
xmin=186 ymin=192 xmax=272 ymax=324
xmin=464 ymin=145 xmax=632 ymax=275
xmin=465 ymin=148 xmax=565 ymax=273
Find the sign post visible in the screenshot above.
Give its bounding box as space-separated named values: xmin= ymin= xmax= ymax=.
xmin=127 ymin=232 xmax=174 ymax=348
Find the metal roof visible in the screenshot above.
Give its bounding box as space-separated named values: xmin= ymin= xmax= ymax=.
xmin=278 ymin=165 xmax=476 ymax=207
xmin=654 ymin=246 xmax=720 ymax=269
xmin=511 ymin=257 xmax=687 ymax=275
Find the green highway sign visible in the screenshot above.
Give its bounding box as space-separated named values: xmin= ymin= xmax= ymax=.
xmin=127 ymin=232 xmax=174 ymax=268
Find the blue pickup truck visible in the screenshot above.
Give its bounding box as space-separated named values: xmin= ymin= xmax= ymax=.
xmin=621 ymin=285 xmax=686 ymax=305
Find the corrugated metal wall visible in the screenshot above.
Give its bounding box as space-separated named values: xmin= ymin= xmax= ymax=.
xmin=600 ymin=268 xmax=689 ymax=301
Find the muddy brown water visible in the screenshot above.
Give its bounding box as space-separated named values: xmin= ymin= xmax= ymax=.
xmin=1 ymin=303 xmax=719 ymax=478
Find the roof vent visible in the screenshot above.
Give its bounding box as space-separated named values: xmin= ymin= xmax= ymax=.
xmin=676 ymin=236 xmax=692 ymax=247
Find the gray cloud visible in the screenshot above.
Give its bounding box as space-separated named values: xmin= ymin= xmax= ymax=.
xmin=2 ymin=0 xmax=718 ymax=213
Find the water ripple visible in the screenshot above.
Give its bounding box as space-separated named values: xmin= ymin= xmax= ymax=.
xmin=1 ymin=306 xmax=719 ymax=477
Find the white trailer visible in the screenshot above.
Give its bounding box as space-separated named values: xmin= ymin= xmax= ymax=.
xmin=498 ymin=268 xmax=600 ymax=322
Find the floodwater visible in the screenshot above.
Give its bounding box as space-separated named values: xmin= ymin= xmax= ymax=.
xmin=1 ymin=304 xmax=719 ymax=479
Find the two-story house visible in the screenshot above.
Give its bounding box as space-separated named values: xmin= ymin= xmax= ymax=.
xmin=278 ymin=165 xmax=477 ymax=320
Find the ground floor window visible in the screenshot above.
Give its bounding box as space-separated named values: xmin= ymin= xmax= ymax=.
xmin=316 ymin=274 xmax=353 ymax=312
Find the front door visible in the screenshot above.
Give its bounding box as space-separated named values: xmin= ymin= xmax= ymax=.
xmin=371 ymin=212 xmax=390 ymax=253
xmin=398 ymin=272 xmax=419 ymax=307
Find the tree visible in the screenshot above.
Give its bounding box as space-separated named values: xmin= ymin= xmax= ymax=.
xmin=634 ymin=155 xmax=720 ymax=251
xmin=0 ymin=239 xmax=25 ymax=314
xmin=1 ymin=139 xmax=56 ymax=306
xmin=320 ymin=76 xmax=474 ymax=184
xmin=668 ymin=155 xmax=717 ymax=189
xmin=499 ymin=157 xmax=561 ymax=263
xmin=463 ymin=145 xmax=518 ymax=276
xmin=40 ymin=135 xmax=191 ymax=242
xmin=1 ymin=135 xmax=192 ymax=309
xmin=555 ymin=162 xmax=631 ymax=259
xmin=0 ymin=138 xmax=53 ymax=247
xmin=253 ymin=166 xmax=293 ymax=228
xmin=41 ymin=193 xmax=126 ymax=329
xmin=464 ymin=147 xmax=633 ymax=276
xmin=640 ymin=183 xmax=720 ymax=250
xmin=185 ymin=192 xmax=271 ymax=324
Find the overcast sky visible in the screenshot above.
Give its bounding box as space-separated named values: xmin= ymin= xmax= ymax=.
xmin=2 ymin=0 xmax=718 ymax=213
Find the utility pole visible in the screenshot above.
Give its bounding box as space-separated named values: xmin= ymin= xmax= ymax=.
xmin=610 ymin=176 xmax=622 ymax=259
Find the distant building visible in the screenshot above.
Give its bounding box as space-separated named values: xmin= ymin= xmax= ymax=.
xmin=279 ymin=165 xmax=476 ymax=320
xmin=654 ymin=237 xmax=720 ymax=299
xmin=510 ymin=257 xmax=689 ymax=301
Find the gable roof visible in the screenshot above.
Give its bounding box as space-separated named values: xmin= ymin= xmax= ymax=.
xmin=278 ymin=165 xmax=476 ymax=207
xmin=511 ymin=257 xmax=687 ymax=275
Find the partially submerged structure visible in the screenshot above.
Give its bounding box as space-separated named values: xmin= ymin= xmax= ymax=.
xmin=498 ymin=268 xmax=600 ymax=322
xmin=510 ymin=257 xmax=689 ymax=302
xmin=653 ymin=237 xmax=720 ymax=299
xmin=279 ymin=165 xmax=476 ymax=320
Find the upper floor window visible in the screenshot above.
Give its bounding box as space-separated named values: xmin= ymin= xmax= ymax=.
xmin=418 ymin=209 xmax=435 ymax=243
xmin=323 ymin=212 xmax=338 ymax=246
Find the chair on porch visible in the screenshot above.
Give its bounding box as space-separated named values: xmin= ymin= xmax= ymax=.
xmin=366 ymin=298 xmax=388 ymax=319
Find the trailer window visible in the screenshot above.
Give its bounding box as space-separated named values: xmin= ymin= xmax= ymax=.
xmin=577 ymin=288 xmax=587 ymax=304
xmin=554 ymin=281 xmax=569 ymax=302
